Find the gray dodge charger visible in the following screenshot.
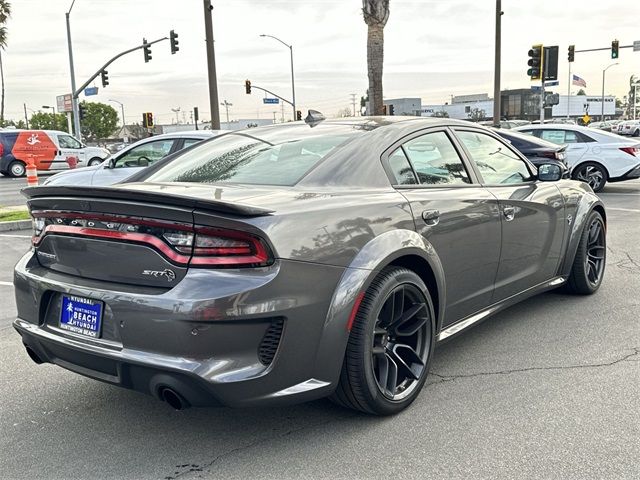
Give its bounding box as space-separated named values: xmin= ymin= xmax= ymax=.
xmin=14 ymin=116 xmax=606 ymax=415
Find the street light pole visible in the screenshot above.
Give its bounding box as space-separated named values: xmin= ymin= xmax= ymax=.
xmin=42 ymin=105 xmax=56 ymax=114
xmin=66 ymin=0 xmax=81 ymax=141
xmin=220 ymin=100 xmax=232 ymax=125
xmin=260 ymin=34 xmax=296 ymax=121
xmin=492 ymin=0 xmax=502 ymax=127
xmin=203 ymin=0 xmax=221 ymax=129
xmin=108 ymin=99 xmax=126 ymax=136
xmin=601 ymin=63 xmax=618 ymax=121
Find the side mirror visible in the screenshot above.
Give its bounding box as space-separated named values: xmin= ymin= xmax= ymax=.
xmin=537 ymin=163 xmax=564 ymax=182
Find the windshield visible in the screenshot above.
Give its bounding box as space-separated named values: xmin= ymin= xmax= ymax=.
xmin=143 ymin=126 xmax=364 ymax=186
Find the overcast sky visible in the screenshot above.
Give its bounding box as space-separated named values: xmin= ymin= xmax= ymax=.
xmin=4 ymin=0 xmax=640 ymax=124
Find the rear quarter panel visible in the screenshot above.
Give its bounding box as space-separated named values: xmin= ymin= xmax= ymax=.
xmin=13 ymin=131 xmax=58 ymax=171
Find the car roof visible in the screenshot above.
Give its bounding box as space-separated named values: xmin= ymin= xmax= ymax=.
xmin=149 ymin=130 xmax=221 ymax=139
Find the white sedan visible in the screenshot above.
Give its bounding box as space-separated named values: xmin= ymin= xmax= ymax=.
xmin=43 ymin=130 xmax=219 ymax=186
xmin=514 ymin=124 xmax=640 ymax=192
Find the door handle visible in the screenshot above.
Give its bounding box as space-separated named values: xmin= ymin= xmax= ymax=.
xmin=503 ymin=206 xmax=516 ymax=222
xmin=422 ymin=209 xmax=440 ymax=226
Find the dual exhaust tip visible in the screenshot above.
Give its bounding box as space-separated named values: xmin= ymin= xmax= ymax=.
xmin=24 ymin=345 xmax=190 ymax=411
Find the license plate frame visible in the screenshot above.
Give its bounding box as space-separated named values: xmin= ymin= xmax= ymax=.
xmin=59 ymin=295 xmax=103 ymax=338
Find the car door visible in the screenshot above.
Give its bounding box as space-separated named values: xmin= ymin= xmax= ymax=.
xmin=384 ymin=128 xmax=502 ymax=326
xmin=535 ymin=129 xmax=590 ymax=169
xmin=454 ymin=128 xmax=566 ymax=302
xmin=54 ymin=133 xmax=87 ymax=169
xmin=92 ymin=138 xmax=177 ymax=186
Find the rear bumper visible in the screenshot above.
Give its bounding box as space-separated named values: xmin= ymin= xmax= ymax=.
xmin=13 ymin=252 xmax=348 ymax=407
xmin=609 ymin=163 xmax=640 ymax=182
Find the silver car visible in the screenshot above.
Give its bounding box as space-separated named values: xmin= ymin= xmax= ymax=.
xmin=43 ymin=131 xmax=219 ymax=186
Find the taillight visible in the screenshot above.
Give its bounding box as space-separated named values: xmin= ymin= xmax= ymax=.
xmin=619 ymin=147 xmax=639 ymax=157
xmin=189 ymin=229 xmax=270 ymax=266
xmin=556 ymin=151 xmax=566 ymax=161
xmin=541 ymin=151 xmax=556 ymax=159
xmin=30 ymin=211 xmax=272 ymax=269
xmin=0 ymin=142 xmax=4 ymax=157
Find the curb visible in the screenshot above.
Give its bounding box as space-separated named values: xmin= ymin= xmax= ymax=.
xmin=0 ymin=220 xmax=31 ymax=232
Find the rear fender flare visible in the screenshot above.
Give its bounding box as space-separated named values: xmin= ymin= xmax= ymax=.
xmin=311 ymin=229 xmax=446 ymax=384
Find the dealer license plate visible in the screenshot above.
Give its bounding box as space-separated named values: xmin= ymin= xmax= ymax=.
xmin=60 ymin=295 xmax=103 ymax=338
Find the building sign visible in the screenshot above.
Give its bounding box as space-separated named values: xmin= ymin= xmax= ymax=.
xmin=56 ymin=94 xmax=73 ymax=113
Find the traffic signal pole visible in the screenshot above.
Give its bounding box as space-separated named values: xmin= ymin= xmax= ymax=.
xmin=492 ymin=0 xmax=502 ymax=127
xmin=65 ymin=1 xmax=81 ymax=141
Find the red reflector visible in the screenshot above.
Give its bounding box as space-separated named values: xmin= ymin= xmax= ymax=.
xmin=346 ymin=292 xmax=366 ymax=332
xmin=619 ymin=147 xmax=639 ymax=157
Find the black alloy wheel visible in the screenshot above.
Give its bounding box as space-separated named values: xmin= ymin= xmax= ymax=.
xmin=565 ymin=210 xmax=606 ymax=295
xmin=331 ymin=267 xmax=435 ymax=415
xmin=573 ymin=163 xmax=607 ymax=192
xmin=371 ymin=283 xmax=430 ymax=401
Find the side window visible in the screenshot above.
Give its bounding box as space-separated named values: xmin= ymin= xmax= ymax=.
xmin=539 ymin=129 xmax=579 ymax=144
xmin=456 ymin=130 xmax=533 ymax=184
xmin=58 ymin=135 xmax=82 ymax=149
xmin=182 ymin=138 xmax=203 ymax=149
xmin=114 ymin=140 xmax=175 ymax=168
xmin=402 ymin=131 xmax=471 ymax=185
xmin=388 ymin=148 xmax=417 ymax=185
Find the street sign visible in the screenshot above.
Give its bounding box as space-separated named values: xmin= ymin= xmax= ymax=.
xmin=544 ymin=80 xmax=559 ymax=87
xmin=84 ymin=87 xmax=99 ymax=96
xmin=56 ymin=94 xmax=73 ymax=113
xmin=634 ymin=40 xmax=640 ymax=52
xmin=531 ymin=86 xmax=543 ymax=92
xmin=582 ymin=114 xmax=591 ymax=124
xmin=263 ymin=98 xmax=279 ymax=104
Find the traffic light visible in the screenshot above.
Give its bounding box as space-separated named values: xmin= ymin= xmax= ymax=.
xmin=78 ymin=103 xmax=87 ymax=121
xmin=568 ymin=45 xmax=575 ymax=63
xmin=388 ymin=104 xmax=395 ymax=116
xmin=142 ymin=112 xmax=154 ymax=128
xmin=100 ymin=70 xmax=109 ymax=88
xmin=527 ymin=44 xmax=544 ymax=80
xmin=611 ymin=39 xmax=619 ymax=59
xmin=170 ymin=30 xmax=179 ymax=54
xmin=296 ymin=110 xmax=302 ymax=121
xmin=245 ymin=80 xmax=251 ymax=94
xmin=143 ymin=38 xmax=152 ymax=63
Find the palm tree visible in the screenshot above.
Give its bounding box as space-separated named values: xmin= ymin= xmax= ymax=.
xmin=362 ymin=0 xmax=389 ymax=116
xmin=0 ymin=1 xmax=11 ymax=125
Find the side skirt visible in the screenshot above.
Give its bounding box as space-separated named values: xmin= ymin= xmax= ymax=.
xmin=437 ymin=276 xmax=566 ymax=342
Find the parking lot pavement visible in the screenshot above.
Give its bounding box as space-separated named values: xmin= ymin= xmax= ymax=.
xmin=0 ymin=181 xmax=638 ymax=479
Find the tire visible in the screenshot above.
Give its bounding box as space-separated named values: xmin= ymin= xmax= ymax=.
xmin=564 ymin=210 xmax=606 ymax=295
xmin=330 ymin=267 xmax=435 ymax=415
xmin=8 ymin=160 xmax=26 ymax=177
xmin=572 ymin=162 xmax=607 ymax=193
xmin=87 ymin=157 xmax=103 ymax=167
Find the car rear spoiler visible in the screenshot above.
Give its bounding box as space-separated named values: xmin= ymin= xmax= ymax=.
xmin=21 ymin=185 xmax=274 ymax=217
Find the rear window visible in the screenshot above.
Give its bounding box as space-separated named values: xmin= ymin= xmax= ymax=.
xmin=144 ymin=128 xmax=361 ymax=186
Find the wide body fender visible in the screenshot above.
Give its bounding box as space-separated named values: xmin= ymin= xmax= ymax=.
xmin=557 ymin=181 xmax=605 ymax=277
xmin=311 ymin=228 xmax=446 ymax=385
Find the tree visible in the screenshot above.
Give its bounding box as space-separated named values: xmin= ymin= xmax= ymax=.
xmin=576 ymin=89 xmax=586 ymax=96
xmin=336 ymin=107 xmax=352 ymax=117
xmin=0 ymin=1 xmax=11 ymax=124
xmin=467 ymin=107 xmax=486 ymax=122
xmin=30 ymin=112 xmax=68 ymax=131
xmin=628 ymin=75 xmax=638 ymax=117
xmin=78 ymin=101 xmax=119 ymax=140
xmin=363 ymin=0 xmax=389 ymax=115
xmin=432 ymin=110 xmax=449 ymax=118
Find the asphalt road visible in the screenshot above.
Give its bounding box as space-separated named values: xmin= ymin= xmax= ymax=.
xmin=0 ymin=181 xmax=638 ymax=479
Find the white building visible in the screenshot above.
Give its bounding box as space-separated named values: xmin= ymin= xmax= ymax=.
xmin=552 ymin=95 xmax=615 ymax=118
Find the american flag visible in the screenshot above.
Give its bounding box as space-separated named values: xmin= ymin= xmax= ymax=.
xmin=572 ymin=74 xmax=587 ymax=88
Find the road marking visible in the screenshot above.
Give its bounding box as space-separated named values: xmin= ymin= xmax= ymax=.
xmin=606 ymin=207 xmax=640 ymax=213
xmin=0 ymin=281 xmax=13 ymax=287
xmin=600 ymin=193 xmax=640 ymax=196
xmin=0 ymin=234 xmax=31 ymax=238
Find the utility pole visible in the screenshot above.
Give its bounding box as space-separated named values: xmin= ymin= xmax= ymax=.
xmin=23 ymin=103 xmax=29 ymax=129
xmin=203 ymin=0 xmax=221 ymax=129
xmin=66 ymin=0 xmax=81 ymax=140
xmin=350 ymin=93 xmax=357 ymax=116
xmin=220 ymin=100 xmax=232 ymax=124
xmin=492 ymin=0 xmax=502 ymax=126
xmin=172 ymin=107 xmax=181 ymax=124
xmin=601 ymin=63 xmax=618 ymax=121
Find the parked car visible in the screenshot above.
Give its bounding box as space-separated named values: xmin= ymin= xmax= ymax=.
xmin=15 ymin=116 xmax=606 ymax=415
xmin=0 ymin=129 xmax=110 ymax=177
xmin=43 ymin=130 xmax=219 ymax=186
xmin=618 ymin=120 xmax=640 ymax=137
xmin=492 ymin=128 xmax=569 ymax=176
xmin=478 ymin=119 xmax=530 ymax=129
xmin=514 ymin=123 xmax=640 ymax=192
xmin=588 ymin=121 xmax=614 ymax=132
